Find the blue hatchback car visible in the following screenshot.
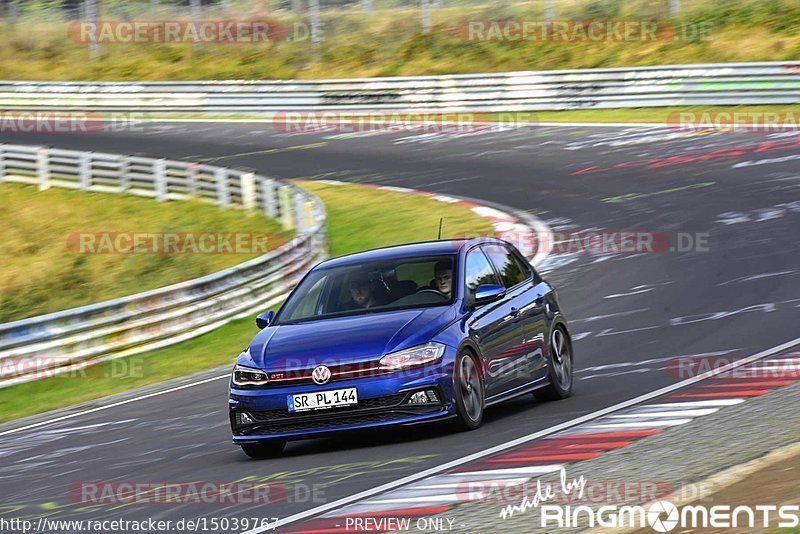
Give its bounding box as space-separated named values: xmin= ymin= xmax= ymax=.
xmin=229 ymin=238 xmax=573 ymax=457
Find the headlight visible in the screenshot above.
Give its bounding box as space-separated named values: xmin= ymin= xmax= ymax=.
xmin=379 ymin=342 xmax=445 ymax=371
xmin=232 ymin=363 xmax=269 ymax=387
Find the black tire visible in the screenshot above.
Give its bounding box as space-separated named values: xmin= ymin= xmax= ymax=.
xmin=534 ymin=326 xmax=574 ymax=402
xmin=240 ymin=441 xmax=286 ymax=459
xmin=453 ymin=351 xmax=484 ymax=431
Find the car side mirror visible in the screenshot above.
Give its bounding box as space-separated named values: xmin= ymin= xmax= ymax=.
xmin=255 ymin=310 xmax=275 ymax=329
xmin=472 ymin=284 xmax=506 ymax=307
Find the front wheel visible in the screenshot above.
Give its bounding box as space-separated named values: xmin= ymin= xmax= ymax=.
xmin=453 ymin=352 xmax=484 ymax=431
xmin=240 ymin=441 xmax=286 ymax=459
xmin=534 ymin=326 xmax=573 ymax=402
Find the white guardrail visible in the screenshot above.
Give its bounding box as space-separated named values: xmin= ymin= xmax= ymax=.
xmin=0 ymin=62 xmax=799 ymax=113
xmin=0 ymin=144 xmax=327 ymax=388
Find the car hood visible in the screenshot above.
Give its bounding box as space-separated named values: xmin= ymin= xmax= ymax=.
xmin=247 ymin=307 xmax=455 ymax=372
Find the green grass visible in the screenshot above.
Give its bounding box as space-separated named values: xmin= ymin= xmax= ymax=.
xmin=296 ymin=180 xmax=493 ymax=256
xmin=0 ymin=183 xmax=289 ymax=323
xmin=1 ymin=0 xmax=799 ymax=80
xmin=138 ymin=105 xmax=800 ymax=125
xmin=0 ymin=181 xmax=493 ymax=423
xmin=509 ymin=105 xmax=800 ymax=124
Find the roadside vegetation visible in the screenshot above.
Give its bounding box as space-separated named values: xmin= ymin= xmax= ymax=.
xmin=0 ymin=181 xmax=494 ymax=422
xmin=0 ymin=183 xmax=289 ymax=323
xmin=0 ymin=0 xmax=798 ymax=80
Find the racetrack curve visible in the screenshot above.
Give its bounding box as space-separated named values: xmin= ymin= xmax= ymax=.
xmin=1 ymin=122 xmax=799 ymax=530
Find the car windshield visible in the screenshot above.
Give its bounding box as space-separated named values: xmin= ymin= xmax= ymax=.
xmin=275 ymin=254 xmax=457 ymax=324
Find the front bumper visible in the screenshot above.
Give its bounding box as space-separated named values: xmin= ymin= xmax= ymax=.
xmin=229 ymin=364 xmax=455 ymax=443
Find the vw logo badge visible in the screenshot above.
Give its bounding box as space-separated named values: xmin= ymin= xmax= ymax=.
xmin=312 ymin=365 xmax=332 ymax=385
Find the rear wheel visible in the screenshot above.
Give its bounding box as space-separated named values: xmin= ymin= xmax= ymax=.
xmin=240 ymin=441 xmax=286 ymax=459
xmin=534 ymin=326 xmax=573 ymax=402
xmin=453 ymin=351 xmax=484 ymax=430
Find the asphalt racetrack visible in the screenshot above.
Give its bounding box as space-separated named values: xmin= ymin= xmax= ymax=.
xmin=1 ymin=122 xmax=798 ymax=529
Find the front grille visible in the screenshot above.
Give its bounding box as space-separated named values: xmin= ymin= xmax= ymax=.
xmin=248 ymin=392 xmax=407 ymax=422
xmin=260 ymin=361 xmax=386 ymax=388
xmin=231 ymin=390 xmax=443 ymax=435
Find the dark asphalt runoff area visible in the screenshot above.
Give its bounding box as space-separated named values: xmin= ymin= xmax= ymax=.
xmin=1 ymin=122 xmax=798 ymax=530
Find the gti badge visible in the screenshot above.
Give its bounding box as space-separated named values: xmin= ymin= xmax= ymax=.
xmin=312 ymin=365 xmax=332 ymax=385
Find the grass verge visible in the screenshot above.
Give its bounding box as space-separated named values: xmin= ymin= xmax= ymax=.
xmin=514 ymin=105 xmax=800 ymax=125
xmin=139 ymin=105 xmax=800 ymax=126
xmin=0 ymin=183 xmax=288 ymax=323
xmin=1 ymin=0 xmax=799 ymax=80
xmin=0 ymin=181 xmax=494 ymax=423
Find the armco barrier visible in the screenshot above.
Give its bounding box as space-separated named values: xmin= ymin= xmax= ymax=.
xmin=0 ymin=144 xmax=327 ymax=388
xmin=0 ymin=62 xmax=799 ymax=113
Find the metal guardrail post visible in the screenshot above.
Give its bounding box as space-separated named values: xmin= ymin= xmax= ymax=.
xmin=215 ymin=167 xmax=230 ymax=207
xmin=79 ymin=152 xmax=91 ymax=189
xmin=154 ymin=158 xmax=167 ymax=201
xmin=187 ymin=162 xmax=198 ymax=197
xmin=293 ymin=192 xmax=305 ymax=233
xmin=420 ymin=0 xmax=431 ymax=34
xmin=263 ymin=177 xmax=277 ymax=219
xmin=308 ymin=0 xmax=321 ymax=58
xmin=241 ymin=172 xmax=256 ymax=211
xmin=279 ymin=185 xmax=295 ymax=231
xmin=120 ymin=155 xmax=130 ymax=193
xmin=37 ymin=147 xmax=50 ymax=191
xmin=305 ymin=200 xmax=316 ymax=230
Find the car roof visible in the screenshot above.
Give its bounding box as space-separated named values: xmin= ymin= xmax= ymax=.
xmin=317 ymin=238 xmax=505 ymax=269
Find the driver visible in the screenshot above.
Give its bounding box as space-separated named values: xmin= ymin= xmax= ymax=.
xmin=348 ymin=273 xmax=377 ymax=309
xmin=433 ymin=260 xmax=453 ymax=296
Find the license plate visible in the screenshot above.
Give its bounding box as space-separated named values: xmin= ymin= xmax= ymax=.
xmin=287 ymin=388 xmax=358 ymax=412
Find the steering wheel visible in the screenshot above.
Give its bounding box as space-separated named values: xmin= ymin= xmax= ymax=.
xmin=416 ymin=288 xmax=448 ymax=299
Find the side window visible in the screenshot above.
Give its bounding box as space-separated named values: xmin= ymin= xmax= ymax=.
xmin=483 ymin=245 xmax=529 ymax=288
xmin=464 ymin=248 xmax=500 ymax=295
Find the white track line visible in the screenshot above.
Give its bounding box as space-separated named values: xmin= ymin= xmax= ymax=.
xmin=608 ymin=409 xmax=719 ymax=418
xmin=646 ymin=399 xmax=745 ymax=408
xmin=582 ymin=419 xmax=694 ymax=429
xmin=0 ymin=373 xmax=229 ymax=437
xmin=444 ymin=466 xmax=564 ymax=478
xmin=410 ymin=479 xmax=529 ymax=490
xmin=242 ymin=337 xmax=800 ymax=533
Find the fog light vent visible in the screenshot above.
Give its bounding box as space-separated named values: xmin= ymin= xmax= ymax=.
xmin=409 ymin=391 xmax=428 ymax=404
xmin=408 ymin=389 xmax=439 ymax=404
xmin=236 ymin=412 xmax=254 ymax=425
